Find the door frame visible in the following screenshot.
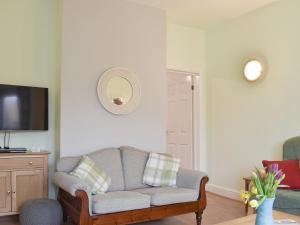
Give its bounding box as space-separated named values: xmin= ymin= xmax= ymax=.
xmin=167 ymin=69 xmax=200 ymax=170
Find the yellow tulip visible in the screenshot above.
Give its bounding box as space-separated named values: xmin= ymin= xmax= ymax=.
xmin=251 ymin=186 xmax=258 ymax=195
xmin=249 ymin=199 xmax=259 ymax=208
xmin=240 ymin=191 xmax=250 ymax=203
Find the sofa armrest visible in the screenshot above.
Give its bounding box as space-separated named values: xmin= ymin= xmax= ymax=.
xmin=177 ymin=168 xmax=208 ymax=191
xmin=53 ymin=172 xmax=93 ymax=216
xmin=53 ymin=172 xmax=91 ymax=196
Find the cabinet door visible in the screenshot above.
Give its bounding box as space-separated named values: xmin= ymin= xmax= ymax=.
xmin=0 ymin=172 xmax=11 ymax=213
xmin=11 ymin=170 xmax=44 ymax=212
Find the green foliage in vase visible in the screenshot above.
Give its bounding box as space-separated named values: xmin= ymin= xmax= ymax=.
xmin=240 ymin=164 xmax=285 ymax=208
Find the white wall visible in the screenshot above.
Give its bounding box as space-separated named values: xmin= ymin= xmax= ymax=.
xmin=167 ymin=24 xmax=208 ymax=171
xmin=60 ymin=0 xmax=166 ymax=156
xmin=207 ymin=0 xmax=300 ymax=196
xmin=0 ymin=0 xmax=61 ymax=198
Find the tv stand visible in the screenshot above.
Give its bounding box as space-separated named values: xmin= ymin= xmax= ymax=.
xmin=0 ymin=151 xmax=49 ymax=215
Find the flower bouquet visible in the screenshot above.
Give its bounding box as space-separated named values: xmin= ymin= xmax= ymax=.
xmin=241 ymin=164 xmax=285 ymax=225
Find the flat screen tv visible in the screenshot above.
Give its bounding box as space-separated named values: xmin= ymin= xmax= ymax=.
xmin=0 ymin=84 xmax=48 ymax=131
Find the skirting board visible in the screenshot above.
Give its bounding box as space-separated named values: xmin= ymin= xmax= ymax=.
xmin=206 ymin=184 xmax=241 ymax=201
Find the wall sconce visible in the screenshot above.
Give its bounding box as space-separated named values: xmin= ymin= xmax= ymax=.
xmin=244 ymin=59 xmax=264 ymax=82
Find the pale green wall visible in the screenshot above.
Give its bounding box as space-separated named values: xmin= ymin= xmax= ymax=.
xmin=0 ymin=0 xmax=61 ymax=198
xmin=167 ymin=24 xmax=206 ymax=73
xmin=167 ymin=24 xmax=208 ymax=171
xmin=2 ymin=0 xmax=299 ymax=200
xmin=207 ymin=0 xmax=300 ymax=192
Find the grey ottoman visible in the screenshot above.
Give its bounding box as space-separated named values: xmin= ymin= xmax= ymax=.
xmin=20 ymin=199 xmax=63 ymax=225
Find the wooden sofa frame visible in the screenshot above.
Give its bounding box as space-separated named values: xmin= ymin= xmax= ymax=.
xmin=58 ymin=176 xmax=209 ymax=225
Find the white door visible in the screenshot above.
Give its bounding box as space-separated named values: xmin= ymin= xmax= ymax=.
xmin=167 ymin=70 xmax=194 ymax=169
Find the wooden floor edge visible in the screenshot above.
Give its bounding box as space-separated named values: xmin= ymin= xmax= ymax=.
xmin=207 ymin=191 xmax=244 ymax=204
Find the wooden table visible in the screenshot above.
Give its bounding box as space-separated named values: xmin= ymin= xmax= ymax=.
xmin=243 ymin=177 xmax=251 ymax=215
xmin=215 ymin=211 xmax=300 ymax=225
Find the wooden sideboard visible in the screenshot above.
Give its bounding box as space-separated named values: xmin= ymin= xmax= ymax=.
xmin=0 ymin=152 xmax=49 ymax=216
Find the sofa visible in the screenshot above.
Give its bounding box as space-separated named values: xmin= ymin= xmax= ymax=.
xmin=274 ymin=136 xmax=300 ymax=215
xmin=53 ymin=146 xmax=209 ymax=225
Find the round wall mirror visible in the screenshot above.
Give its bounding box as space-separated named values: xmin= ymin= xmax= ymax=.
xmin=106 ymin=76 xmax=133 ymax=106
xmin=97 ymin=67 xmax=141 ymax=115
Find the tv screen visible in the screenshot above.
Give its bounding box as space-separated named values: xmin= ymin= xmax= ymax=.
xmin=0 ymin=84 xmax=48 ymax=131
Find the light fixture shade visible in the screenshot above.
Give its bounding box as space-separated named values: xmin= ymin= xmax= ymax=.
xmin=244 ymin=60 xmax=264 ymax=82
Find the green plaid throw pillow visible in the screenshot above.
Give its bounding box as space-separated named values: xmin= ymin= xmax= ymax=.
xmin=70 ymin=156 xmax=111 ymax=195
xmin=143 ymin=152 xmax=180 ymax=187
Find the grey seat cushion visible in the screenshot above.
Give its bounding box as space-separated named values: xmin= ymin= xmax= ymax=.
xmin=120 ymin=146 xmax=150 ymax=190
xmin=135 ymin=187 xmax=198 ymax=206
xmin=92 ymin=191 xmax=150 ymax=214
xmin=274 ymin=190 xmax=300 ymax=209
xmin=56 ymin=148 xmax=125 ymax=192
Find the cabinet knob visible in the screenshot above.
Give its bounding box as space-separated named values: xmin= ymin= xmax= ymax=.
xmin=13 ymin=191 xmax=16 ymax=194
xmin=7 ymin=191 xmax=11 ymax=195
xmin=28 ymin=162 xmax=33 ymax=165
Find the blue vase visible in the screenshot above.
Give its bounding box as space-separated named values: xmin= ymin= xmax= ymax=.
xmin=255 ymin=198 xmax=275 ymax=225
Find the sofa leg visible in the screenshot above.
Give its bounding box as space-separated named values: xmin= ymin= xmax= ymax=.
xmin=196 ymin=212 xmax=203 ymax=225
xmin=62 ymin=209 xmax=67 ymax=222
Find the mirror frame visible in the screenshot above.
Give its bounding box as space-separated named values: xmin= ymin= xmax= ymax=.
xmin=97 ymin=67 xmax=141 ymax=115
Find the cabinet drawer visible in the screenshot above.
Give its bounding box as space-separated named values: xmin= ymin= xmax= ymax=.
xmin=0 ymin=157 xmax=44 ymax=170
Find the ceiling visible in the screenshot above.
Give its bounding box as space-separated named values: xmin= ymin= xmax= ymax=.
xmin=127 ymin=0 xmax=278 ymax=28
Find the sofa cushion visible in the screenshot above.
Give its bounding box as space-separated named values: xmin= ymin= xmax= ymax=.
xmin=274 ymin=189 xmax=300 ymax=209
xmin=70 ymin=156 xmax=111 ymax=194
xmin=57 ymin=148 xmax=125 ymax=192
xmin=92 ymin=191 xmax=150 ymax=214
xmin=88 ymin=148 xmax=125 ymax=192
xmin=262 ymin=160 xmax=300 ymax=189
xmin=143 ymin=153 xmax=180 ymax=187
xmin=135 ymin=187 xmax=198 ymax=206
xmin=120 ymin=146 xmax=150 ymax=190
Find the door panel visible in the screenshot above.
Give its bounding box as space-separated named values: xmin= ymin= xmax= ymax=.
xmin=0 ymin=172 xmax=11 ymax=213
xmin=12 ymin=170 xmax=44 ymax=212
xmin=167 ymin=71 xmax=194 ymax=169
